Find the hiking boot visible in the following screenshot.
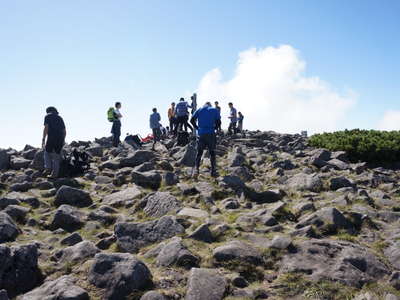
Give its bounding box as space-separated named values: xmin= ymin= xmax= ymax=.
xmin=211 ymin=170 xmax=219 ymax=178
xmin=42 ymin=169 xmax=52 ymax=177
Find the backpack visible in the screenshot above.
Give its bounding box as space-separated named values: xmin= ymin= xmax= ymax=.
xmin=176 ymin=102 xmax=188 ymax=117
xmin=59 ymin=149 xmax=91 ymax=177
xmin=107 ymin=107 xmax=116 ymax=122
xmin=125 ymin=134 xmax=142 ymax=148
xmin=177 ymin=131 xmax=190 ymax=146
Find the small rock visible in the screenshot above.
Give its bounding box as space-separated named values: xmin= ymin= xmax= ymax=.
xmin=60 ymin=232 xmax=83 ymax=246
xmin=188 ymin=224 xmax=214 ymax=243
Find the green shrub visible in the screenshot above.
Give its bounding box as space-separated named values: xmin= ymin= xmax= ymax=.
xmin=309 ymin=129 xmax=400 ymax=163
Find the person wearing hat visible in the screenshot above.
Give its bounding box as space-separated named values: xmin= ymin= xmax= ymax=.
xmin=41 ymin=106 xmax=66 ymax=178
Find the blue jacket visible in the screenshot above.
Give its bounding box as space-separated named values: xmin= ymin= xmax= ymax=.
xmin=150 ymin=112 xmax=161 ymax=129
xmin=192 ymin=105 xmax=221 ymax=135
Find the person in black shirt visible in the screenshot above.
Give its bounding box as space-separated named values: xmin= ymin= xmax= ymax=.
xmin=214 ymin=101 xmax=222 ymax=133
xmin=42 ymin=107 xmax=66 ymax=178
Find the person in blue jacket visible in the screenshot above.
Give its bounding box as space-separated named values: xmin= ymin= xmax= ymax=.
xmin=190 ymin=102 xmax=221 ymax=178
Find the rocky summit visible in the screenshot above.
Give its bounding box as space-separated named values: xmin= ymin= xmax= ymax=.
xmin=1 ymin=131 xmax=400 ymax=300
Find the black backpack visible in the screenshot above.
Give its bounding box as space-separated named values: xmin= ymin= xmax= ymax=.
xmin=125 ymin=134 xmax=142 ymax=148
xmin=59 ymin=149 xmax=91 ymax=177
xmin=177 ymin=131 xmax=190 ymax=146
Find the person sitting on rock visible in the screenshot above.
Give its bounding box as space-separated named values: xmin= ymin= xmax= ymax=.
xmin=42 ymin=106 xmax=66 ymax=179
xmin=190 ymin=102 xmax=221 ymax=178
xmin=150 ymin=108 xmax=162 ymax=151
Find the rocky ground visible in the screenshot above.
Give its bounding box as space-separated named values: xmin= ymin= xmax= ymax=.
xmin=1 ymin=131 xmax=400 ymax=300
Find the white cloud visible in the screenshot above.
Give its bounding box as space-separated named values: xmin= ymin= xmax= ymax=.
xmin=197 ymin=45 xmax=357 ymax=134
xmin=378 ymin=110 xmax=400 ymax=131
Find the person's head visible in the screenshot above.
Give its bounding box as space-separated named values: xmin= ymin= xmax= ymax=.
xmin=171 ymin=102 xmax=175 ymax=107
xmin=205 ymin=102 xmax=211 ymax=107
xmin=152 ymin=108 xmax=157 ymax=113
xmin=228 ymin=102 xmax=233 ymax=108
xmin=115 ymin=102 xmax=121 ymax=109
xmin=46 ymin=106 xmax=58 ymax=114
xmin=238 ymin=112 xmax=242 ymax=116
xmin=179 ymin=97 xmax=184 ymax=102
xmin=214 ymin=101 xmax=219 ymax=106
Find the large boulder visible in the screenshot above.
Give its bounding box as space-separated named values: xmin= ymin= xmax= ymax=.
xmin=3 ymin=205 xmax=30 ymax=224
xmin=53 ymin=241 xmax=100 ymax=264
xmin=143 ymin=192 xmax=182 ymax=217
xmin=50 ymin=205 xmax=85 ymax=232
xmin=0 ymin=150 xmax=10 ymax=170
xmin=156 ymin=238 xmax=198 ymax=268
xmin=213 ymin=240 xmax=263 ymax=265
xmin=177 ymin=144 xmax=197 ymax=167
xmin=141 ymin=291 xmax=167 ymax=300
xmin=103 ymin=186 xmax=142 ymax=207
xmin=0 ymin=244 xmax=42 ymax=298
xmin=88 ymin=252 xmax=152 ymax=300
xmin=29 ymin=150 xmax=44 ymax=171
xmin=0 ymin=193 xmax=21 ymax=209
xmin=120 ymin=150 xmax=156 ymax=168
xmin=384 ymin=241 xmax=400 ymax=270
xmin=10 ymin=157 xmax=31 ymax=170
xmin=54 ymin=186 xmax=93 ymax=208
xmin=228 ymin=152 xmax=246 ymax=168
xmin=86 ymin=145 xmax=104 ymax=157
xmin=0 ymin=192 xmax=39 ymax=209
xmin=279 ymin=239 xmax=390 ymax=288
xmin=286 ymin=173 xmax=323 ymax=192
xmin=115 ymin=216 xmax=185 ymax=253
xmin=185 ymin=268 xmax=227 ymax=300
xmin=19 ymin=275 xmax=89 ymax=300
xmin=131 ymin=171 xmax=162 ymax=190
xmin=0 ymin=212 xmax=20 ymax=243
xmin=296 ymin=207 xmax=353 ymax=232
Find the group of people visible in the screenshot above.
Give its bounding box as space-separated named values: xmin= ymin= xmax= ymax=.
xmin=167 ymin=95 xmax=244 ymax=136
xmin=40 ymin=95 xmax=244 ymax=179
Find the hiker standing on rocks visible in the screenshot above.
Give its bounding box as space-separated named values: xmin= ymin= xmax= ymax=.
xmin=150 ymin=108 xmax=162 ymax=151
xmin=228 ymin=102 xmax=237 ymax=135
xmin=110 ymin=102 xmax=122 ymax=147
xmin=175 ymin=97 xmax=193 ymax=134
xmin=238 ymin=111 xmax=244 ymax=132
xmin=190 ymin=102 xmax=221 ymax=178
xmin=42 ymin=106 xmax=66 ymax=179
xmin=168 ymin=102 xmax=176 ymax=135
xmin=214 ymin=101 xmax=222 ymax=133
xmin=191 ymin=93 xmax=197 ymax=115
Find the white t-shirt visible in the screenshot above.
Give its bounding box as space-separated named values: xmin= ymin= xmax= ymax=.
xmin=115 ymin=109 xmax=122 ymax=120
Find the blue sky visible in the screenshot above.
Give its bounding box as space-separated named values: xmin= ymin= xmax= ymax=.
xmin=1 ymin=0 xmax=399 ymax=149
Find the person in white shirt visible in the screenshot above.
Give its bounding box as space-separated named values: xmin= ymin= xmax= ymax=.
xmin=111 ymin=102 xmax=122 ymax=147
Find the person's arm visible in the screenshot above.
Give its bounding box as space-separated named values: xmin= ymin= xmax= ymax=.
xmin=42 ymin=125 xmax=48 ymax=148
